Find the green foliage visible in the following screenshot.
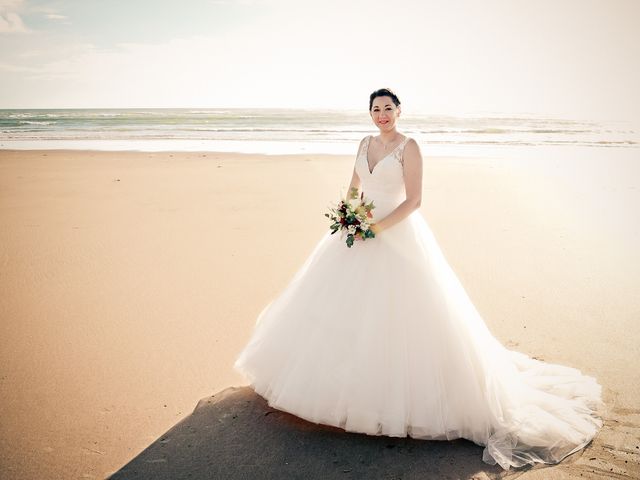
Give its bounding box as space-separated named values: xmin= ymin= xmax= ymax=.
xmin=346 ymin=234 xmax=354 ymax=248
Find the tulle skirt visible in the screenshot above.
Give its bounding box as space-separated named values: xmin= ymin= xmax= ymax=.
xmin=233 ymin=209 xmax=605 ymax=470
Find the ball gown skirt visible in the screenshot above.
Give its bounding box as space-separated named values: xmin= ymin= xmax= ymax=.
xmin=233 ymin=135 xmax=605 ymax=470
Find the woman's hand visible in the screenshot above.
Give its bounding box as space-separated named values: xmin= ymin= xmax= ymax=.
xmin=370 ymin=223 xmax=382 ymax=235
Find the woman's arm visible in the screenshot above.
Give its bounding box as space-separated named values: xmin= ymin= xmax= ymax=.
xmin=346 ymin=137 xmax=366 ymax=198
xmin=370 ymin=139 xmax=423 ymax=234
xmin=346 ymin=166 xmax=361 ymax=198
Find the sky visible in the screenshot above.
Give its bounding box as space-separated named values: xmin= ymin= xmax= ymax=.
xmin=1 ymin=0 xmax=639 ymax=121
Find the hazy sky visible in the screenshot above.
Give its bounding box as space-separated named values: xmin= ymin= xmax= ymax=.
xmin=1 ymin=0 xmax=638 ymax=121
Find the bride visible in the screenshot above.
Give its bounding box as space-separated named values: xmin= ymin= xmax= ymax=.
xmin=233 ymin=88 xmax=605 ymax=470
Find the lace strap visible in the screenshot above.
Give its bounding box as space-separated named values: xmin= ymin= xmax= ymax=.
xmin=357 ymin=135 xmax=372 ymax=158
xmin=395 ymin=136 xmax=411 ymax=166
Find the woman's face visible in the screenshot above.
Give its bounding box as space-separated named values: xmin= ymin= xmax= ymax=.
xmin=370 ymin=96 xmax=401 ymax=132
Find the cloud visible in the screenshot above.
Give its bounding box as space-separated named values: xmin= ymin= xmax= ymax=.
xmin=0 ymin=61 xmax=40 ymax=72
xmin=0 ymin=0 xmax=23 ymax=8
xmin=19 ymin=2 xmax=68 ymax=23
xmin=0 ymin=0 xmax=29 ymax=33
xmin=0 ymin=12 xmax=26 ymax=33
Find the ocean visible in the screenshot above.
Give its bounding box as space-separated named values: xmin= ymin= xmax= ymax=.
xmin=0 ymin=108 xmax=637 ymax=157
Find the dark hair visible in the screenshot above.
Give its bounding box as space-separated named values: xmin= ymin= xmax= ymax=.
xmin=369 ymin=88 xmax=401 ymax=110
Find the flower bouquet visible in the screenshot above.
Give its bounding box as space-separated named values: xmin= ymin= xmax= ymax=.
xmin=325 ymin=187 xmax=376 ymax=248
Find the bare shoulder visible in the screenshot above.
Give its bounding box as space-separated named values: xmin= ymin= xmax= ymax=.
xmin=401 ymin=137 xmax=422 ymax=163
xmin=403 ymin=137 xmax=421 ymax=154
xmin=361 ymin=134 xmax=372 ymax=146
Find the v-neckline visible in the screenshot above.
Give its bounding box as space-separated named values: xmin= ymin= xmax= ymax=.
xmin=365 ymin=135 xmax=405 ymax=175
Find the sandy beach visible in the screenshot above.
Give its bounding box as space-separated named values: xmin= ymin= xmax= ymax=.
xmin=0 ymin=148 xmax=638 ymax=479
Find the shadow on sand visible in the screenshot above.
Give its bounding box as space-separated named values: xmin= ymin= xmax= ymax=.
xmin=108 ymin=386 xmax=540 ymax=480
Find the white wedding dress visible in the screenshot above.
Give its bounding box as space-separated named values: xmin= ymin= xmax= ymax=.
xmin=233 ymin=135 xmax=605 ymax=470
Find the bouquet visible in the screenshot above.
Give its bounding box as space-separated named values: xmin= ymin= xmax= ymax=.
xmin=325 ymin=187 xmax=376 ymax=248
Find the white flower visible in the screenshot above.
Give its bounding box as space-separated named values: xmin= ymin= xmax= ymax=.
xmin=347 ymin=224 xmax=356 ymax=235
xmin=360 ymin=222 xmax=369 ymax=231
xmin=347 ymin=197 xmax=360 ymax=209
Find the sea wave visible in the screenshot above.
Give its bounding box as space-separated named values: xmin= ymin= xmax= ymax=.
xmin=0 ymin=108 xmax=637 ymax=154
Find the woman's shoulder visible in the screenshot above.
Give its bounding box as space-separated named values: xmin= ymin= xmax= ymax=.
xmin=399 ymin=133 xmax=416 ymax=144
xmin=401 ymin=135 xmax=420 ymax=150
xmin=401 ymin=138 xmax=423 ymax=168
xmin=398 ymin=135 xmax=422 ymax=166
xmin=356 ymin=134 xmax=372 ymax=153
xmin=355 ymin=135 xmax=369 ymax=158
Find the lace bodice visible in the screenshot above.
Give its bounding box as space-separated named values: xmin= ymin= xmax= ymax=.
xmin=355 ymin=134 xmax=411 ymax=220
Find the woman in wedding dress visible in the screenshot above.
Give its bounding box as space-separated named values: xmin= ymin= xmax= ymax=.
xmin=233 ymin=88 xmax=605 ymax=470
